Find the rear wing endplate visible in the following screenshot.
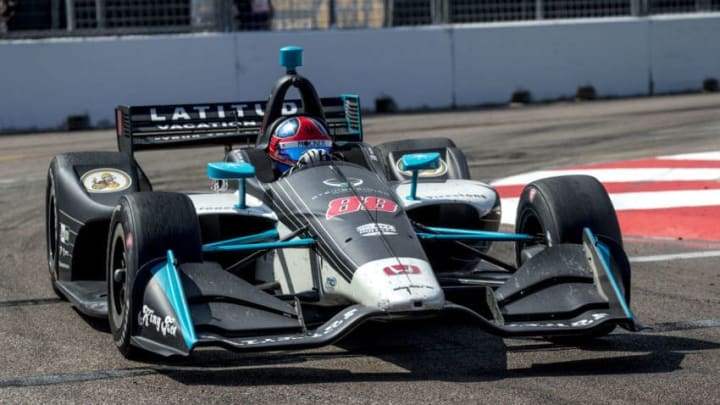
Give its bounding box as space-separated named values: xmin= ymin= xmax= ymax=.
xmin=115 ymin=95 xmax=362 ymax=156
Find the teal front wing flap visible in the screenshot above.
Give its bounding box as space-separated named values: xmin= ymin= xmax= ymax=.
xmin=150 ymin=250 xmax=197 ymax=350
xmin=584 ymin=228 xmax=635 ymax=321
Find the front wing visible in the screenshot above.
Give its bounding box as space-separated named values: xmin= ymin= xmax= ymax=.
xmin=128 ymin=229 xmax=640 ymax=357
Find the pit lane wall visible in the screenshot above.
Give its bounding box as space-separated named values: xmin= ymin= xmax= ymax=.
xmin=1 ymin=15 xmax=719 ymax=132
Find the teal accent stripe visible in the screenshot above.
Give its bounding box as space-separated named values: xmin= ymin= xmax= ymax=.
xmin=150 ymin=250 xmax=197 ymax=350
xmin=587 ymin=229 xmax=634 ymax=320
xmin=421 ymin=226 xmax=535 ymax=241
xmin=203 ymin=238 xmax=315 ymax=253
xmin=202 ymin=229 xmax=279 ymax=250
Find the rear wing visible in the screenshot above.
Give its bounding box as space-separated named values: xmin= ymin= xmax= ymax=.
xmin=115 ymin=95 xmax=362 ymax=156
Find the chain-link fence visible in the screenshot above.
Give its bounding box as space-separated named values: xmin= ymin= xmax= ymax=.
xmin=2 ymin=0 xmax=719 ymax=37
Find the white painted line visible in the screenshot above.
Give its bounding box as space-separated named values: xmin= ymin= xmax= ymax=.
xmin=629 ymin=250 xmax=720 ymax=263
xmin=492 ymin=168 xmax=720 ymax=186
xmin=659 ymin=151 xmax=720 ymax=161
xmin=610 ymin=189 xmax=720 ymax=210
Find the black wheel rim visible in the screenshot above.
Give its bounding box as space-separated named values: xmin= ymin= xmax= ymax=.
xmin=110 ymin=224 xmax=128 ymax=321
xmin=518 ymin=210 xmax=547 ymax=257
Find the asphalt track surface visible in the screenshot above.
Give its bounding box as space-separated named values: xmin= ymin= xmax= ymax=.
xmin=1 ymin=93 xmax=720 ymax=404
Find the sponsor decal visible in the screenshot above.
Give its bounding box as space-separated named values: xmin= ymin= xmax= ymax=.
xmin=146 ymin=102 xmax=299 ymax=131
xmin=81 ymin=169 xmax=132 ymax=193
xmin=320 ymin=308 xmax=359 ymax=335
xmin=210 ymin=179 xmax=229 ymax=192
xmin=366 ymin=146 xmax=379 ymax=161
xmin=194 ymin=205 xmax=238 ymax=212
xmin=507 ymin=313 xmax=609 ymax=328
xmin=356 ymin=223 xmax=398 ymax=236
xmin=149 ymin=102 xmax=298 ymax=121
xmin=59 ymin=223 xmax=71 ymax=245
xmin=322 ymin=177 xmax=364 ymax=188
xmin=311 ymin=186 xmax=390 ymax=201
xmin=59 ymin=246 xmax=71 ymax=258
xmin=528 ymin=188 xmax=537 ymax=203
xmin=279 ymin=140 xmax=332 ymax=149
xmin=138 ymin=305 xmax=178 ymax=337
xmin=154 ymin=122 xmax=259 ymax=132
xmin=326 ymin=196 xmax=398 ymax=220
xmin=395 ymin=157 xmax=448 ymax=178
xmin=423 ymin=193 xmax=487 ymax=200
xmin=383 ymin=264 xmax=421 ymax=276
xmin=230 ymin=307 xmax=361 ymax=347
xmin=125 ymin=232 xmax=134 ymax=250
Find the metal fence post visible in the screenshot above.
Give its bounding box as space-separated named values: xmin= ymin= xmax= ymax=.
xmin=430 ymin=0 xmax=438 ymax=24
xmin=696 ymin=0 xmax=711 ymax=11
xmin=441 ymin=0 xmax=449 ymax=24
xmin=95 ymin=0 xmax=106 ymax=29
xmin=535 ymin=0 xmax=544 ymax=20
xmin=51 ymin=0 xmax=60 ymax=29
xmin=222 ymin=0 xmax=234 ymax=32
xmin=329 ymin=0 xmax=336 ymax=28
xmin=384 ymin=0 xmax=393 ymax=27
xmin=631 ymin=0 xmax=648 ymax=16
xmin=65 ymin=0 xmax=75 ymax=31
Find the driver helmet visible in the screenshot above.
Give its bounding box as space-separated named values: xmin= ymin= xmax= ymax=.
xmin=268 ymin=116 xmax=332 ymax=173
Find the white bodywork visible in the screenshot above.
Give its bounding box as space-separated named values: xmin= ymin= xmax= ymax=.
xmin=185 ymin=185 xmax=491 ymax=313
xmin=188 ymin=190 xmax=277 ymax=220
xmin=393 ymin=179 xmax=499 ymax=215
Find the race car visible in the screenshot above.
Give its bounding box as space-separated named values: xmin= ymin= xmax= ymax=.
xmin=45 ymin=46 xmax=641 ymax=358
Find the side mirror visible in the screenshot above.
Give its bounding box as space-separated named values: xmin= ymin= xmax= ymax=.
xmin=400 ymin=152 xmax=440 ymax=200
xmin=207 ymin=162 xmax=256 ymax=209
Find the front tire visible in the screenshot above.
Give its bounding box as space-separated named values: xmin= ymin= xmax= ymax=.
xmin=515 ymin=175 xmax=623 ymax=263
xmin=45 ymin=170 xmax=65 ymax=299
xmin=107 ymin=192 xmax=202 ymax=357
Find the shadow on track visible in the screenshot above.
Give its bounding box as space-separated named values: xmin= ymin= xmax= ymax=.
xmin=149 ymin=318 xmax=719 ymax=386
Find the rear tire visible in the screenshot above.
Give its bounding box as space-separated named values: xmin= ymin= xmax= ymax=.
xmin=107 ymin=192 xmax=202 ymax=358
xmin=514 ymin=175 xmax=629 ymax=341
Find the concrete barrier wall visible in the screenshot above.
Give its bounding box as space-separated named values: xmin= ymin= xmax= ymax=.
xmin=452 ymin=18 xmax=651 ymax=105
xmin=0 ymin=15 xmax=718 ymax=132
xmin=649 ymin=15 xmax=720 ymax=94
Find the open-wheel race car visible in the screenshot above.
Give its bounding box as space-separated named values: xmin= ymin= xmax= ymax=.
xmin=45 ymin=47 xmax=641 ymax=358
